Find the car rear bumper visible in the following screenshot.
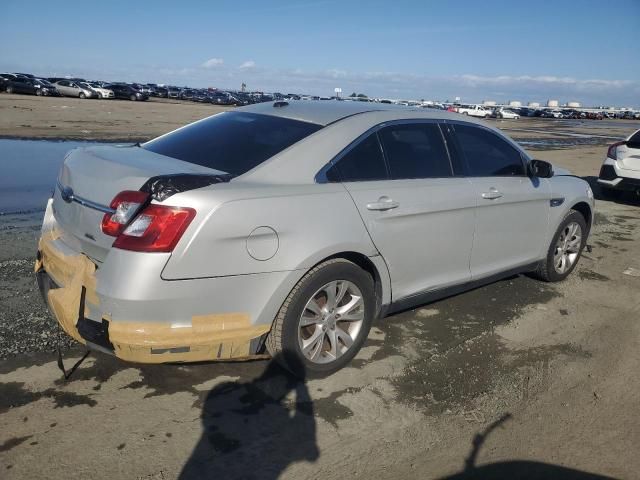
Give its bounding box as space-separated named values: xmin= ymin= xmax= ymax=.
xmin=35 ymin=202 xmax=299 ymax=363
xmin=597 ymin=158 xmax=640 ymax=190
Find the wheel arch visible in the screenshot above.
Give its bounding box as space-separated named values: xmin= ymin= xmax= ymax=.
xmin=571 ymin=201 xmax=592 ymax=235
xmin=318 ymin=251 xmax=390 ymax=318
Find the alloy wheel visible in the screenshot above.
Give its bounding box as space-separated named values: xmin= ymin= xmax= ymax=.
xmin=298 ymin=280 xmax=365 ymax=364
xmin=553 ymin=221 xmax=582 ymax=274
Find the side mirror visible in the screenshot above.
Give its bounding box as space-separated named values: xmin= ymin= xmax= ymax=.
xmin=529 ymin=159 xmax=554 ymax=178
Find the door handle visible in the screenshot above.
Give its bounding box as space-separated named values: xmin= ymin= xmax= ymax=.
xmin=481 ymin=188 xmax=503 ymax=200
xmin=366 ymin=196 xmax=399 ymax=211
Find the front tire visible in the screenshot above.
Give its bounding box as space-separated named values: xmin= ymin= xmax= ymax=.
xmin=266 ymin=259 xmax=375 ymax=377
xmin=533 ymin=210 xmax=587 ymax=282
xmin=79 ymin=92 xmax=86 ymax=99
xmin=6 ymin=86 xmax=13 ymax=94
xmin=130 ymin=95 xmax=137 ymax=101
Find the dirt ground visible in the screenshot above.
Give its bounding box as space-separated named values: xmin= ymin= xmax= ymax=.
xmin=0 ymin=93 xmax=230 ymax=142
xmin=0 ymin=94 xmax=639 ymax=479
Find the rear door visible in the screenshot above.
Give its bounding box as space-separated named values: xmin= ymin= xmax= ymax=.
xmin=56 ymin=80 xmax=72 ymax=96
xmin=329 ymin=121 xmax=476 ymax=301
xmin=446 ymin=122 xmax=550 ymax=278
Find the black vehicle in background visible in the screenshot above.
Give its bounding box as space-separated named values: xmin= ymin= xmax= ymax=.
xmin=151 ymin=86 xmax=168 ymax=98
xmin=6 ymin=77 xmax=59 ymax=96
xmin=167 ymin=87 xmax=181 ymax=98
xmin=192 ymin=90 xmax=211 ymax=102
xmin=208 ymin=91 xmax=237 ymax=105
xmin=179 ymin=88 xmax=196 ymax=100
xmin=0 ymin=74 xmax=12 ymax=91
xmin=105 ymin=84 xmax=149 ymax=101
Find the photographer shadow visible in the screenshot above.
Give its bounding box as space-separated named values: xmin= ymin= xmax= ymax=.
xmin=440 ymin=414 xmax=616 ymax=480
xmin=179 ymin=353 xmax=318 ymax=480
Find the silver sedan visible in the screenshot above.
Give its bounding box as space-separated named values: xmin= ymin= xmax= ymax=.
xmin=54 ymin=80 xmax=98 ymax=99
xmin=36 ymin=101 xmax=594 ymax=376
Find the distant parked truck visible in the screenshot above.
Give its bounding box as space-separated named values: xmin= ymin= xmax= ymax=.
xmin=455 ymin=104 xmax=491 ymax=118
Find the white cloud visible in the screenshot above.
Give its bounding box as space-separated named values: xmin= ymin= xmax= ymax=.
xmin=201 ymin=58 xmax=224 ymax=68
xmin=239 ymin=60 xmax=256 ymax=69
xmin=457 ymin=74 xmax=633 ymax=90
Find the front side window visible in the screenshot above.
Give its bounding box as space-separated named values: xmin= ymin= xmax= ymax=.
xmin=326 ymin=133 xmax=388 ymax=182
xmin=453 ymin=124 xmax=525 ymax=176
xmin=143 ymin=112 xmax=322 ymax=176
xmin=379 ymin=123 xmax=452 ymax=179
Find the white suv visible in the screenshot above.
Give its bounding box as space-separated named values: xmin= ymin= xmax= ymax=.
xmin=598 ymin=129 xmax=640 ymax=197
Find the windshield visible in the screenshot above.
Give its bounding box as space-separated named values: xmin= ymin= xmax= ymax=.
xmin=143 ymin=112 xmax=322 ymax=176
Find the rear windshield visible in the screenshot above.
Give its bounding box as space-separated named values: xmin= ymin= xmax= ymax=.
xmin=143 ymin=112 xmax=322 ymax=175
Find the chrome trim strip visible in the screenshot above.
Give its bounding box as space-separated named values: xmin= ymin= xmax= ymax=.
xmin=57 ymin=181 xmax=116 ymax=214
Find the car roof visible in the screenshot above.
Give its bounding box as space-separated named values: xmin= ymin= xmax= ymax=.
xmin=238 ymin=100 xmax=446 ymax=126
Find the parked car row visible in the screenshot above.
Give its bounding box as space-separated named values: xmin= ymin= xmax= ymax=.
xmin=436 ymin=104 xmax=639 ymax=121
xmin=0 ymin=73 xmax=152 ymax=101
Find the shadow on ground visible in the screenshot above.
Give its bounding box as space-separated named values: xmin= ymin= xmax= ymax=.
xmin=440 ymin=414 xmax=617 ymax=480
xmin=179 ymin=353 xmax=318 ymax=480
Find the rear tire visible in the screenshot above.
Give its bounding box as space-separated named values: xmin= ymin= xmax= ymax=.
xmin=130 ymin=95 xmax=137 ymax=101
xmin=266 ymin=259 xmax=375 ymax=377
xmin=533 ymin=210 xmax=587 ymax=282
xmin=36 ymin=89 xmax=42 ymax=96
xmin=6 ymin=86 xmax=13 ymax=94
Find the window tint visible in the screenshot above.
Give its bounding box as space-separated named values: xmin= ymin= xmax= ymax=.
xmin=379 ymin=123 xmax=452 ymax=179
xmin=628 ymin=130 xmax=640 ymax=148
xmin=143 ymin=112 xmax=322 ymax=176
xmin=454 ymin=124 xmax=525 ymax=176
xmin=326 ymin=133 xmax=387 ymax=182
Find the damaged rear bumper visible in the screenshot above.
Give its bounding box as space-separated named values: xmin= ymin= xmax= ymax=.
xmin=35 ymin=225 xmax=276 ymax=364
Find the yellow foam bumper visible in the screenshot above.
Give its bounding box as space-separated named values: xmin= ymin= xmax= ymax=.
xmin=36 ymin=229 xmax=270 ymax=363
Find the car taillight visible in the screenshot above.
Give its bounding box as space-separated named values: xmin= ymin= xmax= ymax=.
xmin=606 ymin=141 xmax=625 ymax=160
xmin=112 ymin=205 xmax=195 ymax=252
xmin=101 ymin=191 xmax=150 ymax=236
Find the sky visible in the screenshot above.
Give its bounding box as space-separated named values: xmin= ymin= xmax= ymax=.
xmin=1 ymin=0 xmax=639 ymax=106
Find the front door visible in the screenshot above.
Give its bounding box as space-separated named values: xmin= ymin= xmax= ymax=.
xmin=448 ymin=122 xmax=550 ymax=278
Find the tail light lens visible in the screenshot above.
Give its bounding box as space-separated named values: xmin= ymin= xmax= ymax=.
xmin=102 ymin=191 xmax=149 ymax=236
xmin=607 ymin=141 xmax=625 ymax=160
xmin=113 ymin=204 xmax=195 ymax=252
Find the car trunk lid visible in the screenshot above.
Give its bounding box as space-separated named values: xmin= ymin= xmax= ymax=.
xmin=53 ymin=144 xmax=226 ymax=263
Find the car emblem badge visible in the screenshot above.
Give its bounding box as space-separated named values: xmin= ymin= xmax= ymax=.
xmin=61 ymin=186 xmax=74 ymax=203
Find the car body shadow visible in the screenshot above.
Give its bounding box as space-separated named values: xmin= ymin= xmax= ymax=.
xmin=179 ymin=353 xmax=318 ymax=480
xmin=439 ymin=414 xmax=617 ymax=480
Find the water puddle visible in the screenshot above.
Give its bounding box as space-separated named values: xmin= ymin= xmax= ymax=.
xmin=0 ymin=139 xmax=116 ymax=215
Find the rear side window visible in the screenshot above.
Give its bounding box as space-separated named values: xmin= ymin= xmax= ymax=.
xmin=453 ymin=124 xmax=525 ymax=176
xmin=143 ymin=112 xmax=322 ymax=176
xmin=628 ymin=130 xmax=640 ymax=148
xmin=326 ymin=133 xmax=388 ymax=182
xmin=379 ymin=123 xmax=452 ymax=179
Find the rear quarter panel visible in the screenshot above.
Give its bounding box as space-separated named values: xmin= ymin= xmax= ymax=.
xmin=161 ymin=183 xmax=380 ymax=280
